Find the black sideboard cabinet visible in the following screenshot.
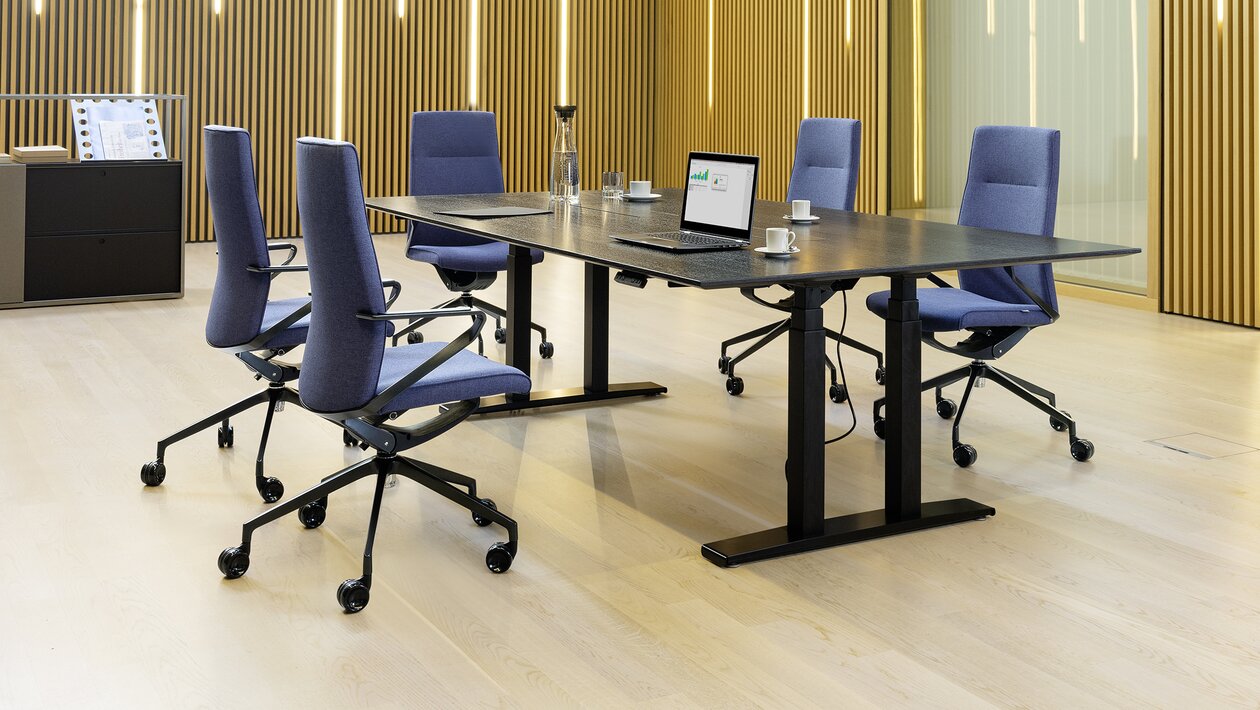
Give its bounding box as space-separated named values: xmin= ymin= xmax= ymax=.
xmin=0 ymin=160 xmax=183 ymax=308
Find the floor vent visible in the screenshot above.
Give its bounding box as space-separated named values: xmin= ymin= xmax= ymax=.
xmin=1148 ymin=433 xmax=1257 ymax=460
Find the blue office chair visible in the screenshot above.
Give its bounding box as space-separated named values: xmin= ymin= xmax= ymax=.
xmin=217 ymin=137 xmax=531 ymax=614
xmin=867 ymin=125 xmax=1093 ymax=467
xmin=140 ymin=126 xmax=315 ymax=503
xmin=718 ymin=118 xmax=883 ymax=401
xmin=392 ymin=111 xmax=553 ymax=358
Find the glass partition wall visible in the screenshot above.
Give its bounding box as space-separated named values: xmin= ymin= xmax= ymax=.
xmin=895 ymin=0 xmax=1151 ymax=294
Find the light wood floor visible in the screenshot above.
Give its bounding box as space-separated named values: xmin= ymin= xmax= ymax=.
xmin=3 ymin=236 xmax=1260 ymax=709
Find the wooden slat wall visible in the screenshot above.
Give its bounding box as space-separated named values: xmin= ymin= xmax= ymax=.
xmin=0 ymin=0 xmax=132 ymax=154
xmin=572 ymin=0 xmax=654 ymax=189
xmin=653 ymin=0 xmax=883 ymax=211
xmin=2 ymin=1 xmax=882 ymax=241
xmin=478 ymin=0 xmax=557 ymax=193
xmin=344 ymin=0 xmax=469 ymax=235
xmin=1162 ymin=0 xmax=1258 ymax=326
xmin=144 ymin=0 xmax=336 ymax=242
xmin=651 ymin=0 xmax=711 ymax=195
xmin=889 ymin=0 xmax=924 ymax=211
xmin=810 ymin=0 xmax=885 ymax=212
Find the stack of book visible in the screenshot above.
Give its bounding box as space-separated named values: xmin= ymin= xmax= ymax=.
xmin=0 ymin=152 xmax=11 ymax=164
xmin=11 ymin=145 xmax=69 ymax=163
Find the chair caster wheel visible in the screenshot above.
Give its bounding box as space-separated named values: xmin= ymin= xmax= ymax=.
xmin=873 ymin=417 xmax=886 ymax=440
xmin=218 ymin=546 xmax=250 ymax=579
xmin=1070 ymin=438 xmax=1095 ymax=462
xmin=936 ymin=399 xmax=957 ymax=419
xmin=953 ymin=443 xmax=978 ymax=468
xmin=337 ymin=578 xmax=370 ymax=613
xmin=1050 ymin=411 xmax=1071 ymax=432
xmin=539 ymin=341 xmax=555 ymax=359
xmin=257 ymin=477 xmax=284 ymax=504
xmin=874 ymin=367 xmax=886 ymax=385
xmin=343 ymin=430 xmax=357 ymax=446
xmin=494 ymin=327 xmax=507 ymax=344
xmin=829 ymin=384 xmax=848 ymax=404
xmin=472 ymin=498 xmax=497 ymax=527
xmin=299 ymin=501 xmax=327 ymax=529
xmin=725 ymin=376 xmax=744 ymax=396
xmin=217 ymin=424 xmax=234 ymax=448
xmin=406 ymin=331 xmax=424 ymax=345
xmin=486 ymin=542 xmax=514 ymax=573
xmin=717 ymin=355 xmax=731 ymax=374
xmin=140 ymin=460 xmax=166 ymax=487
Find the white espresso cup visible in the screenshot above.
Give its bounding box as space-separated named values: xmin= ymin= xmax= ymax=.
xmin=629 ymin=180 xmax=652 ymax=197
xmin=765 ymin=227 xmax=797 ymax=253
xmin=792 ymin=199 xmax=812 ymax=220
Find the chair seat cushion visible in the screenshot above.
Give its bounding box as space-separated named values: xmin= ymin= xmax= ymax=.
xmin=865 ymin=287 xmax=1052 ymax=333
xmin=256 ymin=297 xmax=312 ymax=349
xmin=406 ymin=242 xmax=544 ymax=272
xmin=375 ymin=342 xmax=531 ymax=413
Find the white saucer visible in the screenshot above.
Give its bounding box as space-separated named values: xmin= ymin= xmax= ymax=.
xmin=622 ymin=193 xmax=662 ymax=202
xmin=783 ymin=214 xmax=821 ymax=223
xmin=755 ymin=245 xmax=800 ymax=257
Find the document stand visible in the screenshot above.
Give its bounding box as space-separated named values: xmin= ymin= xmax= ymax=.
xmin=0 ymin=93 xmax=187 ymax=310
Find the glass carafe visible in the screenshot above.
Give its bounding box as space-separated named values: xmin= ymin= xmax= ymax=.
xmin=549 ymin=105 xmax=579 ymax=204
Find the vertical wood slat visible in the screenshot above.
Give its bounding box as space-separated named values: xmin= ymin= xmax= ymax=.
xmin=1162 ymin=0 xmax=1260 ymax=326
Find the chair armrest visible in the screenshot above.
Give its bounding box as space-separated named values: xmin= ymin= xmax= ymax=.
xmin=267 ymin=242 xmax=299 ymax=266
xmin=356 ymin=307 xmax=478 ymax=322
xmin=361 ymin=309 xmax=488 ymax=413
xmin=246 ymin=264 xmax=309 ymax=274
xmin=925 ymin=273 xmax=954 ymax=289
xmin=381 ymin=280 xmax=402 ymax=309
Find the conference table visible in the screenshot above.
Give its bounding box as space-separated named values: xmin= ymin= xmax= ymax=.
xmin=366 ymin=189 xmax=1138 ymax=567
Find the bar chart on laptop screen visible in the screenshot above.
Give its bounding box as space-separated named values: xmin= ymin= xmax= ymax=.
xmin=685 ymin=159 xmax=756 ymax=230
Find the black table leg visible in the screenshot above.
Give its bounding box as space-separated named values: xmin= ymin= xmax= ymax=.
xmin=702 ymin=277 xmax=994 ymax=567
xmin=473 ymin=252 xmax=666 ymax=415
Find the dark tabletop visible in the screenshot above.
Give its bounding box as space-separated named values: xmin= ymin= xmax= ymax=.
xmin=366 ymin=190 xmax=1140 ymax=290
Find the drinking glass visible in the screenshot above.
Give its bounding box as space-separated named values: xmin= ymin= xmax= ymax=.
xmin=602 ymin=170 xmax=625 ymax=198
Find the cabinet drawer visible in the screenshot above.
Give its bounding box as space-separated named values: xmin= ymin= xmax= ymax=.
xmin=25 ymin=162 xmax=182 ymax=236
xmin=24 ymin=231 xmax=181 ymax=301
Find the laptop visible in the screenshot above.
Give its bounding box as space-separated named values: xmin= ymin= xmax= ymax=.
xmin=613 ymin=152 xmax=760 ymax=251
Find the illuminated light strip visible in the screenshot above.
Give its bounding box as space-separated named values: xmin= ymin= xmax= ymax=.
xmin=214 ymin=0 xmax=222 ymax=15
xmin=844 ymin=0 xmax=851 ymax=46
xmin=707 ymin=0 xmax=714 ymax=110
xmin=1130 ymin=0 xmax=1139 ymax=159
xmin=986 ymin=0 xmax=994 ymax=36
xmin=558 ymin=0 xmax=569 ymax=105
xmin=912 ymin=0 xmax=922 ymax=204
xmin=469 ymin=0 xmax=479 ymax=108
xmin=398 ymin=0 xmax=405 ymax=20
xmin=803 ymin=0 xmax=810 ymax=117
xmin=133 ymin=0 xmax=145 ymax=94
xmin=1078 ymin=0 xmax=1085 ymax=42
xmin=1029 ymin=0 xmax=1037 ymax=127
xmin=1217 ymin=0 xmax=1224 ymax=24
xmin=333 ymin=0 xmax=344 ymax=139
xmin=34 ymin=0 xmax=42 ymax=15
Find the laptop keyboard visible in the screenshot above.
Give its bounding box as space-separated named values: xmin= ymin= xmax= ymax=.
xmin=647 ymin=231 xmax=738 ymax=247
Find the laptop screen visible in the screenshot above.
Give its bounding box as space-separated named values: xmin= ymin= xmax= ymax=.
xmin=680 ymin=152 xmax=760 ymax=240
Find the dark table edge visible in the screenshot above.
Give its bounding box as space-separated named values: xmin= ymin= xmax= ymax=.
xmin=365 ymin=196 xmax=1140 ymax=290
